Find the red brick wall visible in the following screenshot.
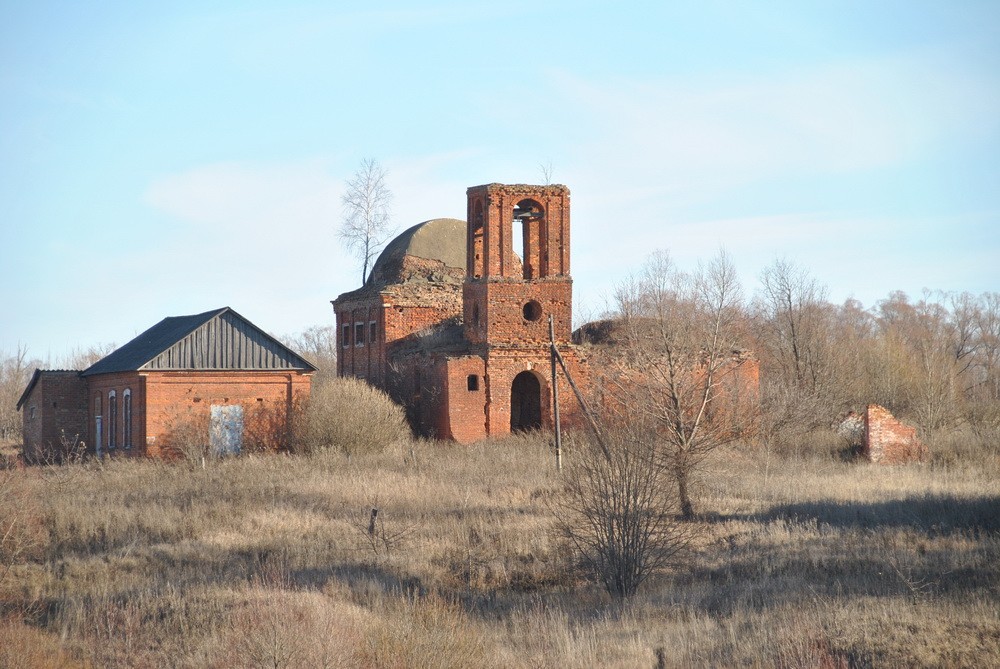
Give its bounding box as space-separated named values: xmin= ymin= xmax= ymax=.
xmin=141 ymin=370 xmax=311 ymax=458
xmin=20 ymin=372 xmax=88 ymax=461
xmin=440 ymin=356 xmax=487 ymax=442
xmin=863 ymin=404 xmax=928 ymax=464
xmin=336 ymin=300 xmax=385 ymax=382
xmin=463 ymin=278 xmax=573 ymax=346
xmin=333 ymin=182 xmax=595 ymax=444
xmin=86 ymin=372 xmax=146 ymax=457
xmin=466 ymin=184 xmax=570 ymax=280
xmin=479 ymin=346 xmax=590 ymax=439
xmin=336 ymin=287 xmax=462 ymax=384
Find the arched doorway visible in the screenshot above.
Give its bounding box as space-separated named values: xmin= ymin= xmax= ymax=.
xmin=510 ymin=371 xmax=542 ymax=432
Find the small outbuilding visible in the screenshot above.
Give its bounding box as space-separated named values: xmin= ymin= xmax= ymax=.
xmin=17 ymin=307 xmax=315 ymax=460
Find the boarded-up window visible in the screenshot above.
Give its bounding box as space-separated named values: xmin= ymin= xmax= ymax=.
xmin=342 ymin=323 xmax=351 ymax=348
xmin=210 ymin=405 xmax=243 ymax=456
xmin=369 ymin=320 xmax=377 ymax=344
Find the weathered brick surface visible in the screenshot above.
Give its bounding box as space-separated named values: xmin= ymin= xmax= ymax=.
xmin=20 ymin=368 xmax=311 ymax=461
xmin=86 ymin=372 xmax=146 ymax=457
xmin=20 ymin=371 xmax=88 ymax=461
xmin=463 ymin=278 xmax=572 ymax=346
xmin=863 ymin=404 xmax=928 ymax=464
xmin=142 ymin=370 xmax=311 ymax=458
xmin=334 ymin=183 xmax=593 ymax=444
xmin=440 ymin=355 xmax=488 ymax=442
xmin=336 ymin=286 xmax=463 ymax=384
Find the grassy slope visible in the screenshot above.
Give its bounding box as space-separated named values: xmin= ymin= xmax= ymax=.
xmin=1 ymin=432 xmax=998 ymax=668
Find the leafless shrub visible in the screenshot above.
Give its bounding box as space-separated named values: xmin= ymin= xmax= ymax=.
xmin=159 ymin=411 xmax=213 ymax=465
xmin=356 ymin=500 xmax=414 ymax=558
xmin=558 ymin=424 xmax=694 ymax=599
xmin=35 ymin=430 xmax=87 ymax=486
xmin=0 ymin=466 xmax=44 ymax=589
xmin=242 ymin=398 xmax=293 ymax=454
xmin=293 ymin=377 xmax=410 ymax=456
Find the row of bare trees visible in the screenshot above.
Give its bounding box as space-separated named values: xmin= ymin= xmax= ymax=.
xmin=0 ymin=344 xmax=114 ymax=447
xmin=754 ymin=263 xmax=1000 ymax=439
xmin=565 ymin=249 xmax=999 ymax=598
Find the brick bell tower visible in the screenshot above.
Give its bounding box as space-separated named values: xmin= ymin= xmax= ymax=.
xmin=463 ymin=183 xmax=573 ymax=346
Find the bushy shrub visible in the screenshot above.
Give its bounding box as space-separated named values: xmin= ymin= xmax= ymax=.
xmin=294 ymin=377 xmax=410 ymax=455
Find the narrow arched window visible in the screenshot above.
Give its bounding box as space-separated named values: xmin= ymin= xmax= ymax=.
xmin=94 ymin=394 xmax=102 ymax=456
xmin=108 ymin=390 xmax=117 ymax=450
xmin=123 ymin=389 xmax=132 ymax=450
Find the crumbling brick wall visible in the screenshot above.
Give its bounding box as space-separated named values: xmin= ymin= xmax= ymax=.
xmin=863 ymin=404 xmax=928 ymax=464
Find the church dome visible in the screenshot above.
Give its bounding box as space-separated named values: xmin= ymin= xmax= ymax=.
xmin=366 ymin=218 xmax=467 ymax=287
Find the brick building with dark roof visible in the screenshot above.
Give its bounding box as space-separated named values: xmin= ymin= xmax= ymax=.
xmin=17 ymin=307 xmax=315 ymax=460
xmin=333 ymin=183 xmax=591 ymax=443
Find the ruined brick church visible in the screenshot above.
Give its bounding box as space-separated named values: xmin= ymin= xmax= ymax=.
xmin=333 ymin=183 xmax=589 ymax=442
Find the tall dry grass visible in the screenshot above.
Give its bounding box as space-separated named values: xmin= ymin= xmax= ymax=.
xmin=0 ymin=428 xmax=997 ymax=667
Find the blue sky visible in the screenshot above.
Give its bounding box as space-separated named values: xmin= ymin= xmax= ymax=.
xmin=2 ymin=1 xmax=998 ymax=362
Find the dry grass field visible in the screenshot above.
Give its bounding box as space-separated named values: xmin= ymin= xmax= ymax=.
xmin=1 ymin=430 xmax=998 ymax=668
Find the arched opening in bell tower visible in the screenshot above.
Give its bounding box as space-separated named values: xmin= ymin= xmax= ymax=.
xmin=512 ymin=199 xmax=544 ymax=280
xmin=471 ymin=199 xmax=485 ymax=279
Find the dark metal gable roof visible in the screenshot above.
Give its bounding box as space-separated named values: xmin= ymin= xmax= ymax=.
xmin=81 ymin=307 xmax=316 ymax=376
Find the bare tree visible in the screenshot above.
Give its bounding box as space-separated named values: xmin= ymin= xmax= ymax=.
xmin=339 ymin=158 xmax=394 ymax=284
xmin=601 ymin=250 xmax=754 ymax=519
xmin=59 ymin=342 xmax=117 ymax=371
xmin=0 ymin=344 xmax=35 ymax=444
xmin=539 ymin=160 xmax=554 ymax=185
xmin=757 ymin=258 xmax=831 ymax=394
xmin=280 ymin=325 xmax=337 ymax=386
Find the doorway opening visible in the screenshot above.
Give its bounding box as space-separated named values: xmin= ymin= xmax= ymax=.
xmin=510 ymin=371 xmax=542 ymax=432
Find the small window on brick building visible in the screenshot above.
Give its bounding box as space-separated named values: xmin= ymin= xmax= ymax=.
xmin=28 ymin=406 xmax=36 ymax=421
xmin=123 ymin=389 xmax=132 ymax=450
xmin=467 ymin=375 xmax=479 ymax=391
xmin=472 ymin=302 xmax=480 ymax=328
xmin=342 ymin=323 xmax=351 ymax=348
xmin=523 ymin=300 xmax=543 ymax=321
xmin=369 ymin=320 xmax=377 ymax=344
xmin=355 ymin=323 xmax=365 ymax=347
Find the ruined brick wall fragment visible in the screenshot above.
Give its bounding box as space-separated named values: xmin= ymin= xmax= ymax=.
xmin=863 ymin=404 xmax=928 ymax=464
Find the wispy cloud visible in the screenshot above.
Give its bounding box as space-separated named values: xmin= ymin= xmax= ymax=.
xmin=545 ymin=51 xmax=999 ymax=206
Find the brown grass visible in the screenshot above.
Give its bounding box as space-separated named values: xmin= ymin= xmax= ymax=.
xmin=1 ymin=429 xmax=997 ymax=668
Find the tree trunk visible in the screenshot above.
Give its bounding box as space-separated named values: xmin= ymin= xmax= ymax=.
xmin=676 ymin=463 xmax=694 ymax=520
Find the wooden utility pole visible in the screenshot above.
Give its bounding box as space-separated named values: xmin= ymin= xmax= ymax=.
xmin=549 ymin=315 xmax=562 ymax=471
